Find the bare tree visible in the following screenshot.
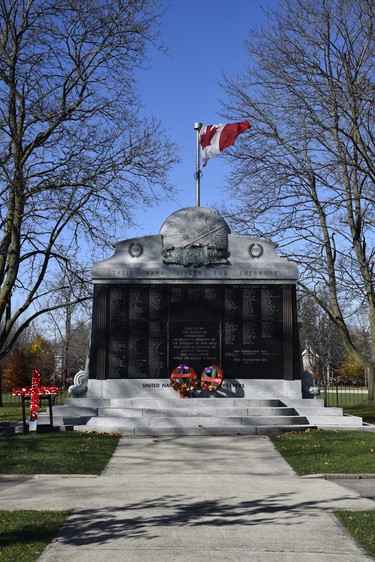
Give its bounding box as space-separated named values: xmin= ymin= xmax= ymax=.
xmin=0 ymin=0 xmax=177 ymax=365
xmin=44 ymin=270 xmax=92 ymax=386
xmin=220 ymin=0 xmax=375 ymax=399
xmin=298 ymin=290 xmax=346 ymax=382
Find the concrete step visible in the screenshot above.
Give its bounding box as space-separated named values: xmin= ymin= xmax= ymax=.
xmin=52 ymin=405 xmax=98 ymax=416
xmin=66 ymin=397 xmax=286 ymax=409
xmin=287 ymin=400 xmax=345 ymax=415
xmin=295 ymin=407 xmax=345 ymax=416
xmin=77 ymin=418 xmax=312 ymax=436
xmin=64 ymin=398 xmax=110 ymax=408
xmin=48 ymin=405 xmax=98 ymax=426
xmin=96 ymin=406 xmax=299 ymax=418
xmin=47 ymin=396 xmax=367 ymax=433
xmin=304 ymin=414 xmax=364 ymax=426
xmin=84 ymin=414 xmax=308 ymax=429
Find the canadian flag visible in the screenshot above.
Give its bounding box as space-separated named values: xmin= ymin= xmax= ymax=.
xmin=199 ymin=121 xmax=251 ymax=167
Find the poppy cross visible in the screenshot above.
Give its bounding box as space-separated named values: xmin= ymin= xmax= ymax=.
xmin=13 ymin=368 xmax=59 ymax=431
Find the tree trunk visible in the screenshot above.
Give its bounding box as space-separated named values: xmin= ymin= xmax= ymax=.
xmin=368 ymin=364 xmax=375 ymax=402
xmin=62 ymin=305 xmax=72 ymax=389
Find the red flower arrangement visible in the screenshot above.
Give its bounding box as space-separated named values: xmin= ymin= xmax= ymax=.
xmin=170 ymin=364 xmax=198 ymax=397
xmin=200 ymin=365 xmax=223 ymax=392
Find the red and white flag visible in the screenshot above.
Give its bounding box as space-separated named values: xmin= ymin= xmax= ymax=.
xmin=199 ymin=121 xmax=251 ymax=167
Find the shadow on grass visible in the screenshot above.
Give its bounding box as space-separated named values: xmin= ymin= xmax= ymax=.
xmin=0 ymin=510 xmax=72 ymax=549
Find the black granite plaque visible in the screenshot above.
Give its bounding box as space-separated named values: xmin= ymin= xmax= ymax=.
xmin=128 ymin=287 xmax=149 ymax=321
xmin=127 ymin=321 xmax=149 ymax=377
xmin=148 ymin=321 xmax=168 ymax=377
xmin=168 ymin=286 xmax=221 ymax=374
xmin=109 ymin=288 xmax=126 ymax=322
xmin=149 ymin=286 xmax=168 ymax=320
xmin=169 ymin=285 xmax=220 ymax=322
xmin=90 ymin=283 xmax=297 ymax=380
xmin=169 ymin=321 xmax=220 ymax=375
xmin=107 ymin=328 xmax=127 ymax=378
xmin=222 ymin=285 xmax=284 ymax=378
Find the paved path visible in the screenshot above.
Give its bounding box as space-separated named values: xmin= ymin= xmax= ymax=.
xmin=1 ymin=435 xmax=374 ymax=561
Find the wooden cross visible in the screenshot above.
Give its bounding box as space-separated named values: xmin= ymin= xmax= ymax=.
xmin=13 ymin=369 xmax=59 ymax=432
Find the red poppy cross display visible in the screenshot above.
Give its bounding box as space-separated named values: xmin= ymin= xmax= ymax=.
xmin=13 ymin=368 xmax=59 ymax=431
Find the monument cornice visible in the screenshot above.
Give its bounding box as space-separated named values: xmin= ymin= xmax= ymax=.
xmin=92 ymin=233 xmax=298 ymax=284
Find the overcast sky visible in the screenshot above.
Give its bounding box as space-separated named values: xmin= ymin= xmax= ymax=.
xmin=126 ymin=0 xmax=278 ymax=239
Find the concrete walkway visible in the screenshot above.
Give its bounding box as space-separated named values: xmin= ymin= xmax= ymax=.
xmin=1 ymin=435 xmax=375 ymax=561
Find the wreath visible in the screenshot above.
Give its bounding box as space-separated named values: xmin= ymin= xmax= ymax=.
xmin=200 ymin=365 xmax=223 ymax=392
xmin=170 ymin=364 xmax=198 ymax=396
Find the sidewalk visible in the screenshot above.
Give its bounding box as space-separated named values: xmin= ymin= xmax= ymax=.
xmin=1 ymin=435 xmax=374 ymax=561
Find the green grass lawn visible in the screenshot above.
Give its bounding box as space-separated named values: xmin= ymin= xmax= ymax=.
xmin=0 ymin=406 xmax=27 ymax=427
xmin=335 ymin=511 xmax=375 ymax=559
xmin=0 ymin=510 xmax=72 ymax=562
xmin=324 ymin=392 xmax=369 ymax=407
xmin=326 ymin=391 xmax=367 ymax=408
xmin=271 ymin=428 xmax=375 ymax=559
xmin=0 ymin=431 xmax=121 ymax=474
xmin=343 ymin=402 xmax=375 ymax=424
xmin=271 ymin=429 xmax=375 ymax=475
xmin=0 ymin=431 xmax=120 ymax=561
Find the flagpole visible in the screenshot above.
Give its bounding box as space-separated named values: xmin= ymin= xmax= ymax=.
xmin=194 ymin=122 xmax=202 ymax=207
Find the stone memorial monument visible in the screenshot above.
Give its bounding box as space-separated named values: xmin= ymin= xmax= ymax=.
xmin=54 ymin=123 xmax=364 ymax=432
xmin=87 ymin=206 xmax=303 ymax=400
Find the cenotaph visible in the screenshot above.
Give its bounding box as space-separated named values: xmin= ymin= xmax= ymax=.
xmin=87 ymin=206 xmax=303 ymax=400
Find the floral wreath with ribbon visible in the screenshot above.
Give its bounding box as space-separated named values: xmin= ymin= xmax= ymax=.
xmin=200 ymin=365 xmax=223 ymax=392
xmin=170 ymin=364 xmax=198 ymax=396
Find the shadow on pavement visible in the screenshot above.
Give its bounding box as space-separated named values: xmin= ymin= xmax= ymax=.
xmin=29 ymin=490 xmax=361 ymax=546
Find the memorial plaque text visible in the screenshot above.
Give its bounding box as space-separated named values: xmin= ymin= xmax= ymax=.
xmin=91 ymin=284 xmax=296 ymax=380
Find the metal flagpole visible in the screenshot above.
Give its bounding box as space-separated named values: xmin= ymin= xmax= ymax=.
xmin=194 ymin=122 xmax=202 ymax=207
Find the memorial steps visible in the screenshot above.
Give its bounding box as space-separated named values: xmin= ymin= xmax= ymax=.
xmin=46 ymin=397 xmax=364 ymax=435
